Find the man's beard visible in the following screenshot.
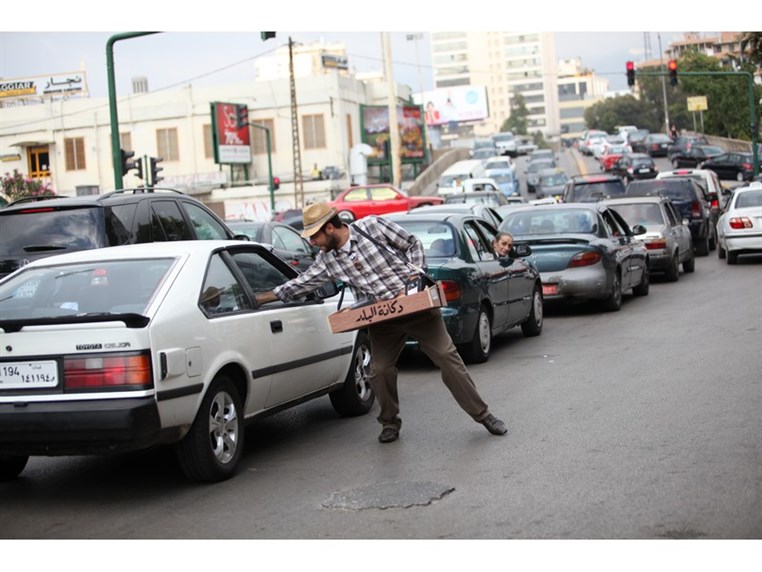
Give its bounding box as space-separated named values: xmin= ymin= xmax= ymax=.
xmin=323 ymin=232 xmax=340 ymax=252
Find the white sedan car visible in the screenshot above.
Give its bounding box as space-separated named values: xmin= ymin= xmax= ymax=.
xmin=0 ymin=241 xmax=373 ymax=482
xmin=716 ymin=183 xmax=762 ymax=264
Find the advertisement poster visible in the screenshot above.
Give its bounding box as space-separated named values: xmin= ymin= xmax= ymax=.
xmin=211 ymin=102 xmax=252 ymax=164
xmin=361 ymin=104 xmax=425 ymax=163
xmin=413 ymin=85 xmax=489 ymax=127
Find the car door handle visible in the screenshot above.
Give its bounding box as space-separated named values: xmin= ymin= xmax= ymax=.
xmin=270 ymin=320 xmax=283 ymax=333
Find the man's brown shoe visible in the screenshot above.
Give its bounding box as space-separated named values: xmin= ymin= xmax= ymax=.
xmin=481 ymin=414 xmax=507 ymax=435
xmin=378 ymin=427 xmax=400 ymax=443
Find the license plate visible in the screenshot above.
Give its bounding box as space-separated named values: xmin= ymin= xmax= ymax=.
xmin=542 ymin=284 xmax=558 ymax=296
xmin=0 ymin=361 xmax=58 ymax=390
xmin=638 ymin=168 xmax=651 ymax=173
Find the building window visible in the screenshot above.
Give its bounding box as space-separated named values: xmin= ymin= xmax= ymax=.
xmin=203 ymin=124 xmax=213 ymax=159
xmin=252 ymin=119 xmax=276 ymax=155
xmin=64 ymin=137 xmax=86 ymax=171
xmin=28 ymin=145 xmax=51 ymax=178
xmin=156 ymin=128 xmax=179 ymax=161
xmin=120 ymin=132 xmax=132 ymax=152
xmin=302 ymin=114 xmax=326 ymax=150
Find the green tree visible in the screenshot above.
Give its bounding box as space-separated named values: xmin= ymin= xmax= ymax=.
xmin=740 ymin=31 xmax=762 ymax=66
xmin=1 ymin=169 xmax=55 ymax=202
xmin=584 ymin=94 xmax=661 ymax=133
xmin=501 ymin=93 xmax=529 ymax=135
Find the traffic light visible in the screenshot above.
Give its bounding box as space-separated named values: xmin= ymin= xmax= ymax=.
xmin=626 ymin=61 xmax=635 ymax=87
xmin=149 ymin=156 xmax=163 ymax=186
xmin=668 ymin=60 xmax=678 ymax=87
xmin=261 ymin=32 xmax=276 ymax=41
xmin=120 ymin=149 xmax=136 ymax=177
xmin=135 ymin=156 xmax=144 ymax=181
xmin=272 ymin=176 xmax=280 ymax=191
xmin=236 ymin=105 xmax=249 ymax=129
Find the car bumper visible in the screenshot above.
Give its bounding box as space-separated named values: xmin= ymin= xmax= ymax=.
xmin=724 ymin=233 xmax=762 ymax=253
xmin=539 ymin=267 xmax=609 ymax=302
xmin=0 ymin=397 xmax=164 ymax=456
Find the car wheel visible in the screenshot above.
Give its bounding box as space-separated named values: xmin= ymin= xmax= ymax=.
xmin=461 ymin=305 xmax=492 ymax=364
xmin=521 ymin=284 xmax=544 ymax=337
xmin=695 ymin=235 xmax=710 ymax=256
xmin=602 ymin=271 xmax=622 ymax=312
xmin=632 ymin=264 xmax=650 ymax=296
xmin=338 ymin=210 xmax=356 ymax=223
xmin=175 ymin=374 xmax=244 ymax=483
xmin=683 ymin=249 xmax=696 ymax=272
xmin=0 ymin=454 xmax=29 ymax=481
xmin=736 ymin=171 xmax=745 ymax=182
xmin=727 ymin=250 xmax=739 ymax=265
xmin=665 ymin=254 xmax=680 ymax=282
xmin=329 ymin=331 xmax=375 ymax=416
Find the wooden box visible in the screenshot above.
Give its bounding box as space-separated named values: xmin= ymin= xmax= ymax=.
xmin=328 ymin=281 xmax=447 ymax=333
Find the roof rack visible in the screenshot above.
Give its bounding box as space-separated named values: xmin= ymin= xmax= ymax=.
xmin=99 ymin=187 xmax=184 ymax=199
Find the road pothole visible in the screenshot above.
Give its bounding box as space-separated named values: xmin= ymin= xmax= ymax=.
xmin=322 ymin=481 xmax=455 ymax=510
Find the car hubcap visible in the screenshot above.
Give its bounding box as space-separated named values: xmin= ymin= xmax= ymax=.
xmin=478 ymin=312 xmax=491 ymax=354
xmin=353 ymin=344 xmax=373 ymax=401
xmin=533 ymin=290 xmax=543 ymax=326
xmin=208 ymin=391 xmax=239 ymax=465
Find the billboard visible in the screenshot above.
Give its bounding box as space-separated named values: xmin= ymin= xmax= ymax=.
xmin=413 ymin=85 xmax=489 ymax=127
xmin=360 ymin=104 xmax=426 ymax=164
xmin=210 ymin=102 xmax=252 ymax=164
xmin=0 ymin=72 xmax=87 ymax=100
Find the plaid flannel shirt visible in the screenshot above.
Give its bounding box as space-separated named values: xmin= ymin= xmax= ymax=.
xmin=273 ymin=215 xmax=425 ymax=303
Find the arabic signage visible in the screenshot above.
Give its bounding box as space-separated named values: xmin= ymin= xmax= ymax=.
xmin=360 ymin=104 xmax=426 ymax=164
xmin=210 ymin=102 xmax=252 ymax=164
xmin=321 ymin=54 xmax=348 ymax=70
xmin=687 ymin=96 xmax=708 ymax=112
xmin=412 ymin=85 xmax=489 ymax=127
xmin=0 ymin=72 xmax=87 ymax=99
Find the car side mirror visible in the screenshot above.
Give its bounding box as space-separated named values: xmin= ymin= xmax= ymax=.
xmin=314 ymin=281 xmax=339 ymax=299
xmin=233 ymin=233 xmax=251 ymax=241
xmin=512 ymin=243 xmax=532 ymax=257
xmin=631 ymin=224 xmax=647 ymax=235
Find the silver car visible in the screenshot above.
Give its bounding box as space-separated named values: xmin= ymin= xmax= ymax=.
xmin=603 ymin=196 xmax=695 ymax=281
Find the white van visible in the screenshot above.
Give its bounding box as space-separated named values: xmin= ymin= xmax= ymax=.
xmin=436 ymin=159 xmax=486 ymax=195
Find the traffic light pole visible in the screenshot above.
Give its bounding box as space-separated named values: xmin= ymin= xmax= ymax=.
xmin=249 ymin=123 xmax=275 ymax=212
xmin=634 ymin=69 xmax=759 ymax=177
xmin=107 ymin=32 xmax=159 ymax=191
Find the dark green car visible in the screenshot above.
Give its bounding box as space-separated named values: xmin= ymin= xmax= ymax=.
xmin=385 ymin=212 xmax=544 ymax=364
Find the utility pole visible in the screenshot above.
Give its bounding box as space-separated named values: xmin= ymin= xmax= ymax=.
xmin=658 ymin=33 xmax=670 ymax=133
xmin=288 ymin=37 xmax=304 ymax=208
xmin=382 ymin=32 xmax=401 ymax=188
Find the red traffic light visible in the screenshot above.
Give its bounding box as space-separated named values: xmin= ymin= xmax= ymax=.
xmin=668 ymin=60 xmax=678 ymax=71
xmin=272 ymin=176 xmax=280 ymax=191
xmin=626 ymin=61 xmax=634 ymax=71
xmin=626 ymin=61 xmax=635 ymax=87
xmin=668 ymin=60 xmax=678 ymax=87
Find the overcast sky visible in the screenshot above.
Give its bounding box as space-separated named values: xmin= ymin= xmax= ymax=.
xmin=0 ymin=4 xmax=746 ymax=100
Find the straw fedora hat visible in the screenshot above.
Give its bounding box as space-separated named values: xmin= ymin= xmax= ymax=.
xmin=301 ymin=202 xmax=338 ymax=238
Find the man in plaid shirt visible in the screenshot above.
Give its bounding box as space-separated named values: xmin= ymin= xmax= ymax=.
xmin=256 ymin=202 xmax=507 ymax=443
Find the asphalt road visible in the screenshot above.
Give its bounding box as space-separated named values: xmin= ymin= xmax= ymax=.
xmin=2 ymin=240 xmax=760 ymax=547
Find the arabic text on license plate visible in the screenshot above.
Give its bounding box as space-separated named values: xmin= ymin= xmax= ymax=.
xmin=542 ymin=284 xmax=558 ymax=296
xmin=0 ymin=361 xmax=58 ymax=390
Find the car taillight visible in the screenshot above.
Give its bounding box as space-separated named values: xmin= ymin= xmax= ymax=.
xmin=691 ymin=201 xmax=702 ymax=218
xmin=710 ymin=197 xmax=719 ymax=209
xmin=568 ymin=251 xmax=602 ymax=268
xmin=440 ymin=280 xmax=462 ymax=302
xmin=741 ymin=163 xmax=752 ymax=171
xmin=64 ymin=351 xmax=153 ymax=390
xmin=645 ymin=239 xmax=667 ymax=250
xmin=729 ymin=217 xmax=753 ymax=229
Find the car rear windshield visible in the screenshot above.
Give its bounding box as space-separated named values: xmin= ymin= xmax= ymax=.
xmin=392 ymin=220 xmax=457 ymax=258
xmin=627 ymin=179 xmax=697 ymax=202
xmin=736 ymin=189 xmax=762 ymax=209
xmin=0 ymin=206 xmax=107 ymax=257
xmin=0 ymin=258 xmax=175 ymax=320
xmin=609 ymin=203 xmax=665 ymax=228
xmin=570 ymin=180 xmax=625 ymax=201
xmin=501 ymin=208 xmax=597 ymax=236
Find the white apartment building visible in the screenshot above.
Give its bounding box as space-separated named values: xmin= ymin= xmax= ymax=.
xmin=557 ymin=58 xmax=611 ymax=142
xmin=0 ymin=41 xmax=410 ymax=207
xmin=430 ymin=31 xmax=560 ymax=138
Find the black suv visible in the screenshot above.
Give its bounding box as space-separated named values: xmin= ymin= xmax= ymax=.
xmin=0 ymin=188 xmax=248 ymax=279
xmin=562 ymin=175 xmax=626 ymax=203
xmin=624 ymin=178 xmax=718 ymax=255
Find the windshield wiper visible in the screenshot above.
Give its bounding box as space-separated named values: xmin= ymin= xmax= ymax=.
xmin=23 ymin=245 xmax=68 ymax=252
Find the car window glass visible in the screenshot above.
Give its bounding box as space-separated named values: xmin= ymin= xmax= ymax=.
xmin=200 ymin=253 xmax=252 ymax=316
xmin=184 ymin=202 xmax=229 ymax=240
xmin=370 ymin=187 xmax=399 ymax=201
xmin=151 ymin=200 xmax=193 ymax=241
xmin=0 ymin=207 xmax=104 ymax=256
xmin=601 ymin=210 xmax=624 ymax=237
xmin=273 ymin=226 xmax=308 ymax=252
xmin=344 ymin=189 xmax=369 ymax=202
xmin=736 ymin=190 xmax=762 ymax=208
xmin=464 ymin=221 xmax=496 ymax=261
xmin=664 ymin=202 xmax=679 ymax=226
xmin=230 ymin=250 xmax=294 ymax=297
xmin=105 ymin=204 xmax=137 ymax=246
